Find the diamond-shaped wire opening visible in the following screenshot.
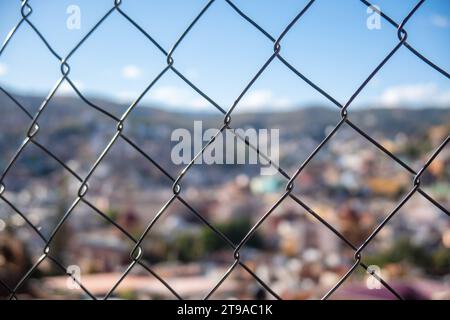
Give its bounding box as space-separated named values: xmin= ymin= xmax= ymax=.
xmin=117 ymin=0 xmax=207 ymax=51
xmin=37 ymin=200 xmax=140 ymax=300
xmin=361 ymin=0 xmax=450 ymax=72
xmin=66 ymin=10 xmax=168 ymax=117
xmin=332 ymin=193 xmax=450 ymax=300
xmin=0 ymin=26 xmax=62 ymax=116
xmin=21 ymin=0 xmax=116 ymax=57
xmin=28 ymin=91 xmax=120 ymax=177
xmin=167 ymin=0 xmax=275 ymax=109
xmin=121 ymin=71 xmax=226 ymax=178
xmin=290 ymin=122 xmax=418 ymax=247
xmin=0 ymin=192 xmax=96 ymax=299
xmin=233 ymin=196 xmax=357 ymax=300
xmin=82 ymin=136 xmax=175 ymax=239
xmin=279 ymin=0 xmax=401 ymax=104
xmin=128 ymin=197 xmax=239 ymax=300
xmin=346 ymin=46 xmax=450 ymax=170
xmin=164 ymin=115 xmax=289 ymax=246
xmin=0 ymin=143 xmax=83 ymax=240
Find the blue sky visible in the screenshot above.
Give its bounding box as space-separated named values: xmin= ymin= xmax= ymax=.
xmin=0 ymin=0 xmax=449 ymax=113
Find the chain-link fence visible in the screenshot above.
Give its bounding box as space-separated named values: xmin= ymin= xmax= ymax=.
xmin=0 ymin=0 xmax=449 ymax=300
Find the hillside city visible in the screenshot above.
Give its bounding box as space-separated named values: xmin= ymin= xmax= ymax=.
xmin=0 ymin=93 xmax=449 ymax=299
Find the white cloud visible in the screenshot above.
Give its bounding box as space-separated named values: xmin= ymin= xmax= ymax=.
xmin=150 ymin=86 xmax=210 ymax=110
xmin=58 ymin=80 xmax=84 ymax=96
xmin=148 ymin=87 xmax=293 ymax=112
xmin=379 ymin=83 xmax=450 ymax=107
xmin=0 ymin=63 xmax=7 ymax=76
xmin=238 ymin=90 xmax=293 ymax=111
xmin=431 ymin=14 xmax=449 ymax=28
xmin=116 ymin=91 xmax=138 ymax=103
xmin=121 ymin=65 xmax=141 ymax=79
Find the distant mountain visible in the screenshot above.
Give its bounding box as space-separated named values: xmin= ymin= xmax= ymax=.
xmin=1 ymin=92 xmax=449 ymax=141
xmin=1 ymin=91 xmax=449 ymax=189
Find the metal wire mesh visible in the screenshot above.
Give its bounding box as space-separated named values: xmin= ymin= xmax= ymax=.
xmin=0 ymin=0 xmax=449 ymax=300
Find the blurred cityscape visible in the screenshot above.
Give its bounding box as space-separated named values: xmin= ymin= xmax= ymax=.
xmin=0 ymin=93 xmax=449 ymax=300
